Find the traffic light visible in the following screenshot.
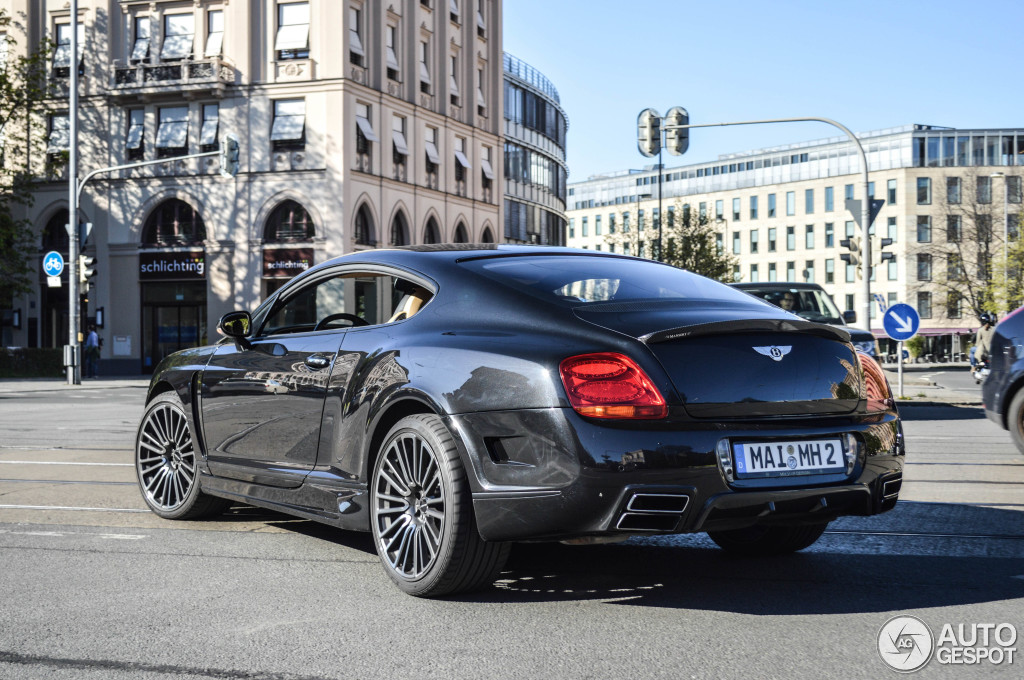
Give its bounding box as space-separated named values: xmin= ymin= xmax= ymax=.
xmin=664 ymin=106 xmax=689 ymax=156
xmin=878 ymin=237 xmax=895 ymax=263
xmin=219 ymin=133 xmax=240 ymax=177
xmin=78 ymin=254 xmax=97 ymax=291
xmin=637 ymin=108 xmax=661 ymax=158
xmin=839 ymin=237 xmax=861 ymax=267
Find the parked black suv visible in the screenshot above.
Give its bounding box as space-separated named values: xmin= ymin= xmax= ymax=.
xmin=731 ymin=282 xmax=878 ymax=357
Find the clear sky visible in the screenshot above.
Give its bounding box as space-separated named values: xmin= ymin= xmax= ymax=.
xmin=503 ymin=0 xmax=1024 ymax=182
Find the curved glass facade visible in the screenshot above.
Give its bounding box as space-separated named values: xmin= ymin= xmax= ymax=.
xmin=503 ymin=53 xmax=568 ymax=245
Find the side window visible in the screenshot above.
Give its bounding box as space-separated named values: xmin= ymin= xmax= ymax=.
xmin=260 ymin=272 xmax=433 ymax=335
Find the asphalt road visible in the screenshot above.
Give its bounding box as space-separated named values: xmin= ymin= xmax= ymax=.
xmin=1 ymin=385 xmax=1022 ymax=679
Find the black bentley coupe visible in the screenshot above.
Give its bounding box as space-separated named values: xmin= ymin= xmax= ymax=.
xmin=135 ymin=245 xmax=905 ymax=597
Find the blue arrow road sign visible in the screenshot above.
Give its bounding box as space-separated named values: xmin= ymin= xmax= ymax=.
xmin=42 ymin=251 xmax=65 ymax=277
xmin=883 ymin=303 xmax=920 ymax=341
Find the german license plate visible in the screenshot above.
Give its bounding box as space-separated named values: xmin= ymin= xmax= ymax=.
xmin=733 ymin=439 xmax=844 ymax=478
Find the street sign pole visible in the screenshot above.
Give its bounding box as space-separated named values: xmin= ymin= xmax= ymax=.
xmin=898 ymin=341 xmax=904 ymax=399
xmin=883 ymin=303 xmax=921 ymax=400
xmin=66 ymin=0 xmax=80 ymax=385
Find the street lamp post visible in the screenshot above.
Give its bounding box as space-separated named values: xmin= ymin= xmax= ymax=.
xmin=635 ymin=191 xmax=651 ymax=257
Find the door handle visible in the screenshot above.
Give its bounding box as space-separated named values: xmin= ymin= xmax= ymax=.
xmin=304 ymin=354 xmax=332 ymax=370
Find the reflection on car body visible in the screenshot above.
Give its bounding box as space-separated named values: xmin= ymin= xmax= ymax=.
xmin=135 ymin=245 xmax=905 ymax=597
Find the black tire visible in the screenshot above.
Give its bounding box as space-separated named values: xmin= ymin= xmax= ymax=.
xmin=708 ymin=522 xmax=829 ymax=557
xmin=135 ymin=392 xmax=230 ymax=520
xmin=370 ymin=414 xmax=510 ymax=597
xmin=1008 ymin=389 xmax=1024 ymax=456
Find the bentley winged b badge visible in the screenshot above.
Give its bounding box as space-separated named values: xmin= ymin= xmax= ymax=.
xmin=753 ymin=345 xmax=792 ymax=362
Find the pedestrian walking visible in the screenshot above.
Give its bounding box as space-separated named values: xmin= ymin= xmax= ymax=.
xmin=84 ymin=324 xmax=100 ymax=379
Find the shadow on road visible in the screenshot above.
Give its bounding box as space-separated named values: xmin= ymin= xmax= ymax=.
xmin=898 ymin=404 xmax=986 ymax=421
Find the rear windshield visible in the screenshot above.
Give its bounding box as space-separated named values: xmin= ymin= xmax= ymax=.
xmin=739 ymin=286 xmax=845 ymax=324
xmin=460 ymin=255 xmax=757 ymax=305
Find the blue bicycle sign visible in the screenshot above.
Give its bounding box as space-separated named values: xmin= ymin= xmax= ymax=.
xmin=42 ymin=251 xmax=65 ymax=277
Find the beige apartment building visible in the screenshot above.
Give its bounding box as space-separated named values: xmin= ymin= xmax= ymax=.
xmin=567 ymin=125 xmax=1024 ymax=358
xmin=1 ymin=0 xmax=504 ymax=373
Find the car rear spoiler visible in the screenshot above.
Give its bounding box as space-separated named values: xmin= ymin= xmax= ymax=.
xmin=640 ymin=318 xmax=852 ymax=345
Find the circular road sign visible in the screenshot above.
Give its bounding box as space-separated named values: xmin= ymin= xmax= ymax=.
xmin=42 ymin=251 xmax=65 ymax=278
xmin=883 ymin=303 xmax=920 ymax=341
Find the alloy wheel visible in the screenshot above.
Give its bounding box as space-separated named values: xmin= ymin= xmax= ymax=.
xmin=136 ymin=402 xmax=198 ymax=512
xmin=373 ymin=431 xmax=446 ymax=580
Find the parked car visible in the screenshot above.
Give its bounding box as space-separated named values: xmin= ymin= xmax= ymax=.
xmin=136 ymin=246 xmax=905 ymax=597
xmin=731 ymin=282 xmax=879 ymax=357
xmin=982 ymin=305 xmax=1024 ymax=454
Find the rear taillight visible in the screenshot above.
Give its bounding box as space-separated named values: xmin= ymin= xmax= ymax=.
xmin=857 ymin=351 xmax=893 ymax=411
xmin=559 ymin=353 xmax=667 ymax=419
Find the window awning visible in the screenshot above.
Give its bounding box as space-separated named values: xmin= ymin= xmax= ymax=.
xmin=48 ymin=115 xmax=70 ymax=152
xmin=200 ymin=108 xmax=219 ymax=146
xmin=356 ymin=116 xmax=378 ymax=143
xmin=454 ymin=149 xmax=471 ymax=169
xmin=425 ymin=140 xmax=440 ymax=165
xmin=156 ymin=109 xmax=189 ymax=148
xmin=393 ymin=130 xmax=409 ymax=156
xmin=205 ymin=31 xmax=223 ymax=57
xmin=161 ymin=15 xmax=194 ymax=60
xmin=271 ymin=100 xmax=305 ymax=140
xmin=126 ymin=110 xmax=144 ymax=150
xmin=481 ymin=156 xmax=494 ymax=179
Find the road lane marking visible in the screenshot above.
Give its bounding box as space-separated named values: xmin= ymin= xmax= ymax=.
xmin=0 ymin=504 xmax=148 ymax=513
xmin=0 ymin=529 xmax=147 ymax=540
xmin=0 ymin=479 xmax=136 ymax=485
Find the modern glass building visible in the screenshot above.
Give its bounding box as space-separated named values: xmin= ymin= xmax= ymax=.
xmin=502 ymin=53 xmax=568 ymax=245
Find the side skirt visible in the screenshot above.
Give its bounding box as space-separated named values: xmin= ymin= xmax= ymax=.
xmin=199 ymin=472 xmax=371 ymax=532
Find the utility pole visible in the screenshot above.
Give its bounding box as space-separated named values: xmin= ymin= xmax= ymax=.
xmin=66 ymin=0 xmax=79 ymax=384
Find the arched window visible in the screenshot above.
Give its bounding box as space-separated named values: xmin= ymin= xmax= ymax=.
xmin=453 ymin=222 xmax=468 ymax=243
xmin=423 ymin=217 xmax=440 ymax=244
xmin=481 ymin=226 xmax=494 ymax=244
xmin=143 ymin=199 xmax=206 ymax=246
xmin=42 ymin=210 xmax=70 ymax=252
xmin=354 ymin=204 xmax=375 ymax=246
xmin=390 ymin=212 xmax=409 ymax=246
xmin=265 ymin=200 xmax=314 ymax=242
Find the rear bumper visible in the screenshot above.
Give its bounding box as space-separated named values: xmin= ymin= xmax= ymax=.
xmin=451 ymin=407 xmax=904 ymax=542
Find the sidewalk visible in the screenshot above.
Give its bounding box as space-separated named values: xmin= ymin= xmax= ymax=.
xmin=0 ymin=376 xmax=151 ymax=394
xmin=882 ymin=368 xmax=982 ymax=407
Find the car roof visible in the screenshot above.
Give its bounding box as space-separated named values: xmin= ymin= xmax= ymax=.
xmin=731 ymin=282 xmax=825 ymax=291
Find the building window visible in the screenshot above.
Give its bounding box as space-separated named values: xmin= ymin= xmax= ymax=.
xmin=825 ymin=186 xmax=834 ymax=212
xmin=947 ymin=215 xmax=962 ymax=242
xmin=392 ymin=114 xmax=408 ymax=177
xmin=916 ymin=215 xmax=932 ymax=242
xmin=419 ymin=40 xmax=431 ymax=93
xmin=476 ymin=0 xmax=487 ymax=37
xmin=47 ymin=113 xmax=70 ymax=170
xmin=481 ymin=226 xmax=494 ymax=243
xmin=978 ymin=214 xmax=992 ymax=241
xmin=52 ymin=23 xmax=84 ymax=77
xmin=423 ymin=217 xmax=441 ymax=244
xmin=355 ymin=103 xmax=377 ymax=172
xmin=266 ymin=200 xmax=314 ymax=241
xmin=450 ymin=0 xmax=461 ymax=23
xmin=481 ymin=146 xmax=494 ymax=198
xmin=977 ymin=175 xmax=992 ymax=204
xmin=786 ymin=261 xmax=795 ymax=282
xmin=845 ymin=294 xmax=854 ymax=312
xmin=917 ymin=253 xmax=932 ymax=281
xmin=749 ymin=229 xmax=759 ymax=253
xmin=786 ymin=191 xmax=795 ymax=216
xmin=715 ymin=199 xmax=724 ymax=221
xmin=805 ymin=189 xmax=814 ymax=214
xmin=887 ymin=216 xmax=898 ymax=242
xmin=825 ymin=258 xmax=834 ymax=284
xmin=845 ymin=261 xmax=856 ymax=283
xmin=386 ymin=25 xmax=400 ymax=80
xmin=888 ymin=258 xmax=897 ymax=281
xmin=161 ymin=14 xmax=194 ymax=61
xmin=581 ymin=217 xmax=588 ymax=238
xmin=389 ymin=213 xmax=410 ymax=246
xmin=918 ymin=292 xmax=932 ymax=319
xmin=845 ymin=184 xmax=854 ymax=201
xmin=199 ymin=104 xmax=218 ymax=152
xmin=454 ymin=136 xmax=471 ymax=191
xmin=143 ymin=199 xmax=206 ymax=246
xmin=424 ymin=126 xmax=440 ymax=187
xmin=768 ymin=227 xmax=777 ymax=252
xmin=732 ymin=231 xmax=740 ymax=255
xmin=749 ymin=195 xmax=758 ymax=220
xmin=947 ymin=292 xmax=962 ymax=319
xmin=205 ymin=10 xmax=224 ymax=57
xmin=916 ymin=177 xmax=932 ymax=204
xmin=608 ymin=213 xmax=616 ymax=234
xmin=768 ymin=262 xmax=777 ymax=282
xmin=155 ymin=106 xmax=189 ymax=158
xmin=271 ymin=99 xmax=305 ymax=150
xmin=453 ymin=222 xmax=468 ymax=243
xmin=805 ymin=224 xmax=814 ymax=249
xmin=349 ymin=7 xmax=365 ymax=66
xmin=476 ymin=67 xmax=486 ymax=115
xmin=568 ymin=218 xmax=574 ymax=239
xmin=276 ymin=2 xmax=310 ymax=60
xmin=595 ymin=215 xmax=602 ymax=236
xmin=786 ymin=225 xmax=795 ymax=251
xmin=131 ymin=17 xmax=150 ymax=63
xmin=750 ymin=263 xmax=759 ymax=283
xmin=732 ymin=197 xmax=741 ymax=221
xmin=449 ymin=53 xmax=460 ymax=105
xmin=825 ymin=222 xmax=834 ymax=247
xmin=887 ymin=178 xmax=897 ymax=205
xmin=946 ymin=176 xmax=961 ymax=204
xmin=1009 ymin=176 xmax=1023 ymax=204
xmin=806 ymin=260 xmax=818 ymax=283
xmin=767 ymin=193 xmax=776 ymax=218
xmin=354 ymin=204 xmax=375 ymax=246
xmin=126 ymin=109 xmax=145 ymax=161
xmin=947 ymin=253 xmax=964 ymax=281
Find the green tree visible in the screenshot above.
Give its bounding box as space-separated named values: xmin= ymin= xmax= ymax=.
xmin=984 ymin=209 xmax=1024 ymax=315
xmin=604 ymin=199 xmax=737 ymax=282
xmin=0 ymin=10 xmax=55 ymax=306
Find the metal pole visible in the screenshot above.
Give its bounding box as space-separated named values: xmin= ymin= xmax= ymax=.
xmin=657 ymin=145 xmax=663 ymax=262
xmin=66 ymin=0 xmax=79 ymax=385
xmin=663 ymin=116 xmax=872 ymax=330
xmin=897 ymin=340 xmax=904 ymax=399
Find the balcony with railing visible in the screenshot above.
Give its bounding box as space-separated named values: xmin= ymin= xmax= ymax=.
xmin=110 ymin=58 xmax=234 ymax=102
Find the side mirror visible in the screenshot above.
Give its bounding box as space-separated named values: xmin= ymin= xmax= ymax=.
xmin=843 ymin=310 xmax=857 ymax=325
xmin=218 ymin=311 xmax=252 ymax=338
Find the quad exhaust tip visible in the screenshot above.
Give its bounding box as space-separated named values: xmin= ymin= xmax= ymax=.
xmin=616 ymin=493 xmax=690 ymax=531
